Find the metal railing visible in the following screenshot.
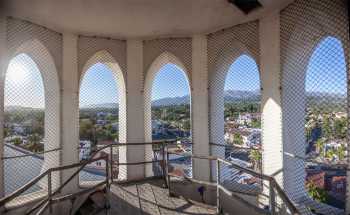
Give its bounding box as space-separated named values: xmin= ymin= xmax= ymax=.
xmin=166 ymin=149 xmax=300 ymax=215
xmin=0 ymin=141 xmax=175 ymax=214
xmin=1 ymin=141 xmax=299 ymax=215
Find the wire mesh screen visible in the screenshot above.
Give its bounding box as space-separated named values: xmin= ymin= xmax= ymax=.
xmin=280 ymin=0 xmax=349 ymax=213
xmin=3 ymin=17 xmax=62 ymax=200
xmin=78 ymin=53 xmax=122 ymax=184
xmin=218 ymin=159 xmax=262 ymax=196
xmin=143 ymin=47 xmax=193 ymax=178
xmin=208 ymin=26 xmax=262 ymax=199
xmin=208 ymin=22 xmax=260 ymax=184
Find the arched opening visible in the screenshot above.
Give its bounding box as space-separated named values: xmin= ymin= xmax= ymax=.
xmin=210 ymin=53 xmax=262 ymax=191
xmin=144 ymin=52 xmax=192 ymax=178
xmin=304 ymin=37 xmax=347 ymax=209
xmin=223 ymin=54 xmax=261 ymax=167
xmin=4 ymin=54 xmax=46 ymax=195
xmin=2 ymin=38 xmax=60 ymax=197
xmin=79 ymin=50 xmax=126 ymax=184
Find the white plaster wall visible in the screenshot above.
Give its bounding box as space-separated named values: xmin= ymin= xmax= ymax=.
xmin=280 ymin=0 xmax=350 ymax=209
xmin=259 ymin=11 xmax=283 ymax=207
xmin=5 ymin=18 xmax=62 ymax=190
xmin=143 ymin=38 xmax=192 ymax=87
xmin=124 ymin=39 xmax=145 ymax=180
xmin=207 ymin=21 xmax=260 ymax=181
xmin=191 ymin=35 xmax=210 ymax=181
xmin=0 ymin=15 xmax=7 ymax=198
xmin=78 ymin=36 xmax=126 ymax=81
xmin=61 ymin=33 xmax=79 ymax=192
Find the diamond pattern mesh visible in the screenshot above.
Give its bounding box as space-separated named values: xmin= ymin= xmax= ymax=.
xmin=280 ymin=0 xmax=349 ymax=213
xmin=78 ymin=37 xmax=127 ymax=183
xmin=207 ymin=21 xmax=261 ymax=191
xmin=3 ymin=17 xmax=62 ymax=200
xmin=0 ymin=1 xmax=349 ymax=214
xmin=143 ymin=39 xmax=193 ymax=178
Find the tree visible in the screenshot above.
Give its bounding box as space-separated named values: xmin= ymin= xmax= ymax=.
xmin=233 ymin=133 xmax=243 ymax=145
xmin=251 ymin=119 xmax=261 ymax=128
xmin=334 ymin=117 xmax=347 ymax=139
xmin=182 ymin=119 xmax=191 ymax=131
xmin=336 ymin=144 xmax=346 ymax=161
xmin=80 ymin=119 xmax=94 ymax=140
xmin=13 ymin=137 xmax=22 ymax=146
xmin=306 ymin=181 xmax=329 ymax=204
xmin=27 ymin=133 xmax=43 ymax=152
xmin=315 ymin=139 xmax=325 ymax=155
xmin=249 ymin=149 xmax=262 ymax=170
xmin=322 ymin=115 xmax=333 ymax=140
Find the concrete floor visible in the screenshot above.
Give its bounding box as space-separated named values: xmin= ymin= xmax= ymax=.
xmin=99 ymin=179 xmax=216 ymax=215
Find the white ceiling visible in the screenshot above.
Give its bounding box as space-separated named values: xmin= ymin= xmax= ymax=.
xmin=3 ymin=0 xmax=294 ymax=39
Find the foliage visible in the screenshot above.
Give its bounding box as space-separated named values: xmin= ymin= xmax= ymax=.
xmin=13 ymin=137 xmax=22 ymax=146
xmin=233 ymin=133 xmax=243 ymax=145
xmin=307 ymin=181 xmax=329 ymax=204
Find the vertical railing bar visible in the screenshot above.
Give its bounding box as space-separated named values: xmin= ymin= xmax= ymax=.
xmin=48 ymin=170 xmax=52 ymax=214
xmin=167 ymin=149 xmax=172 ymax=196
xmin=110 ymin=144 xmax=113 ymax=183
xmin=269 ymin=179 xmax=276 ymax=215
xmin=105 ymin=156 xmax=109 ymax=189
xmin=216 ymin=159 xmax=221 ymax=214
xmin=162 ymin=142 xmax=168 ymax=188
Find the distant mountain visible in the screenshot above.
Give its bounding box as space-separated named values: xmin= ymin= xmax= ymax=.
xmin=81 ymin=103 xmax=117 ymax=109
xmin=152 ymin=96 xmax=190 ymax=107
xmin=7 ymin=90 xmax=345 ymax=111
xmin=5 ymin=105 xmax=43 ymax=112
xmin=152 ymin=90 xmax=261 ymax=107
xmin=223 ymin=90 xmax=260 ymax=103
xmin=306 ymin=91 xmax=346 ymax=107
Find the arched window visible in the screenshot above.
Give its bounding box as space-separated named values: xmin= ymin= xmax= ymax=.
xmin=151 ymin=63 xmax=191 ymax=140
xmin=144 ymin=53 xmax=192 ymax=178
xmin=216 ymin=54 xmax=262 ymax=190
xmin=79 ymin=62 xmax=121 ymax=184
xmin=151 ymin=63 xmax=192 ymax=177
xmin=4 ymin=54 xmax=45 ymax=195
xmin=304 ymin=37 xmax=347 ymax=209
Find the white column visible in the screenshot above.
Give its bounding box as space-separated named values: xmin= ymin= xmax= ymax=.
xmin=259 ymin=12 xmax=283 ymax=203
xmin=0 ymin=15 xmax=6 ymax=198
xmin=124 ymin=39 xmax=145 ymax=180
xmin=61 ymin=33 xmax=79 ymax=191
xmin=192 ymin=35 xmax=210 ymax=181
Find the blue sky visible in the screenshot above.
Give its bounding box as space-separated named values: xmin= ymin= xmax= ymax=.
xmin=79 ymin=63 xmax=119 ymax=107
xmin=4 ymin=37 xmax=347 ymax=108
xmin=151 ymin=64 xmax=190 ymax=100
xmin=305 ymin=36 xmax=346 ymax=94
xmin=224 ymin=54 xmax=260 ymax=92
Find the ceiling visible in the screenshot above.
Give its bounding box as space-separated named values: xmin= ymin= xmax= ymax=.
xmin=2 ymin=0 xmax=294 ymax=39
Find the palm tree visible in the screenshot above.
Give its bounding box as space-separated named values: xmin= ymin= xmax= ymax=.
xmin=249 ymin=149 xmax=262 ymax=171
xmin=315 ymin=139 xmax=325 ymax=155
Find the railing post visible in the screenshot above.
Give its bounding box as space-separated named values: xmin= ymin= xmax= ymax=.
xmin=162 ymin=142 xmax=168 ymax=188
xmin=110 ymin=145 xmax=113 ymax=183
xmin=48 ymin=170 xmax=52 ymax=214
xmin=167 ymin=149 xmax=172 ymax=196
xmin=269 ymin=179 xmax=276 ymax=215
xmin=105 ymin=156 xmax=109 ymax=190
xmin=216 ymin=159 xmax=221 ymax=214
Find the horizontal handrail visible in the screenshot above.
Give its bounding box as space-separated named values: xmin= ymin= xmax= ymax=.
xmin=0 ymin=155 xmax=107 ymax=208
xmin=166 ymin=151 xmax=299 ymax=215
xmin=1 ymin=141 xmax=173 ymax=212
xmin=25 ymin=155 xmax=109 ymax=215
xmin=1 ymin=147 xmax=62 ymax=160
xmin=217 ymin=158 xmax=268 ymax=180
xmin=210 ymin=142 xmax=262 ymax=151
